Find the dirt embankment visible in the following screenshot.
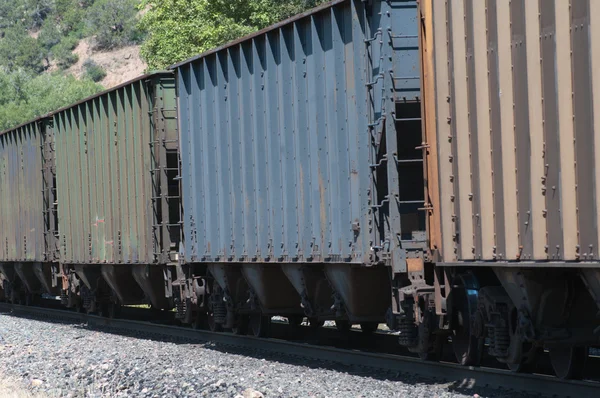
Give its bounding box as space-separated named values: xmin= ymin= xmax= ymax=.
xmin=66 ymin=38 xmax=147 ymax=89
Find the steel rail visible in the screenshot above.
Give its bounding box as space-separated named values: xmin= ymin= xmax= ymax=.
xmin=0 ymin=302 xmax=598 ymax=398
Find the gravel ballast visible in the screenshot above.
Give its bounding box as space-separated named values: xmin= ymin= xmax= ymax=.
xmin=0 ymin=313 xmax=532 ymax=398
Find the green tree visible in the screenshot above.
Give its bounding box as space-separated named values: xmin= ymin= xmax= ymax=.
xmin=49 ymin=36 xmax=80 ymax=69
xmin=55 ymin=0 xmax=95 ymax=35
xmin=0 ymin=28 xmax=46 ymax=73
xmin=26 ymin=0 xmax=56 ymax=29
xmin=0 ymin=0 xmax=30 ymax=31
xmin=83 ymin=59 xmax=107 ymax=82
xmin=0 ymin=69 xmax=103 ymax=131
xmin=86 ymin=0 xmax=141 ymax=50
xmin=38 ymin=18 xmax=62 ymax=51
xmin=139 ymin=0 xmax=326 ymax=70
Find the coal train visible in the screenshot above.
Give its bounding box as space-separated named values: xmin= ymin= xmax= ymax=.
xmin=0 ymin=0 xmax=598 ymax=380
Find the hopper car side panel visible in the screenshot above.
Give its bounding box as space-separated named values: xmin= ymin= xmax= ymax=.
xmin=424 ymin=0 xmax=600 ymax=264
xmin=176 ymin=0 xmax=425 ymax=268
xmin=0 ymin=122 xmax=47 ymax=263
xmin=53 ymin=73 xmax=178 ymax=265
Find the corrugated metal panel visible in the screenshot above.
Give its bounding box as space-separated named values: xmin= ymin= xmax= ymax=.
xmin=419 ymin=0 xmax=442 ymax=254
xmin=53 ymin=73 xmax=176 ymax=265
xmin=423 ymin=0 xmax=600 ymax=263
xmin=0 ymin=121 xmax=47 ymax=262
xmin=177 ymin=0 xmax=422 ymax=265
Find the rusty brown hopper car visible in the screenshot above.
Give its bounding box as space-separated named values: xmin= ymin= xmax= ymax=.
xmin=419 ymin=0 xmax=600 ymax=378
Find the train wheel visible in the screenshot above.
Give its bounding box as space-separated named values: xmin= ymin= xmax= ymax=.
xmin=507 ymin=344 xmax=541 ymax=373
xmin=231 ymin=315 xmax=249 ymax=335
xmin=207 ymin=310 xmax=223 ymax=332
xmin=287 ymin=315 xmax=304 ymax=338
xmin=418 ymin=334 xmax=445 ymax=361
xmin=360 ymin=322 xmax=378 ymax=334
xmin=192 ymin=313 xmax=206 ymax=330
xmin=110 ymin=303 xmax=121 ymax=319
xmin=308 ymin=317 xmax=324 ymax=329
xmin=250 ymin=314 xmax=271 ymax=337
xmin=335 ymin=320 xmax=351 ymax=332
xmin=549 ymin=346 xmax=588 ymax=379
xmin=75 ymin=299 xmax=86 ymax=314
xmin=103 ymin=302 xmax=121 ymax=319
xmin=287 ymin=315 xmax=304 ymax=328
xmin=10 ymin=290 xmax=20 ymax=305
xmin=451 ymin=274 xmax=483 ymax=366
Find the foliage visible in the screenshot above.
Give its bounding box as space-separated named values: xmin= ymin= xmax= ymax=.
xmin=50 ymin=35 xmax=80 ymax=69
xmin=0 ymin=0 xmax=141 ymax=73
xmin=83 ymin=59 xmax=106 ymax=82
xmin=0 ymin=28 xmax=45 ymax=73
xmin=86 ymin=0 xmax=142 ymax=50
xmin=0 ymin=1 xmax=30 ymax=30
xmin=0 ymin=69 xmax=103 ymax=131
xmin=0 ymin=0 xmax=330 ymax=131
xmin=54 ymin=0 xmax=94 ymax=36
xmin=26 ymin=0 xmax=56 ymax=29
xmin=38 ymin=18 xmax=63 ymax=51
xmin=139 ymin=0 xmax=327 ymax=70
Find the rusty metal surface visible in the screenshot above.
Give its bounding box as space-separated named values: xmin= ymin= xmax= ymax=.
xmin=418 ymin=1 xmax=444 ymax=256
xmin=422 ymin=0 xmax=600 ymax=263
xmin=0 ymin=121 xmax=47 ymax=262
xmin=175 ymin=0 xmax=424 ymax=267
xmin=52 ymin=72 xmax=177 ymax=265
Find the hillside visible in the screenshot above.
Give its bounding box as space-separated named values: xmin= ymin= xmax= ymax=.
xmin=0 ymin=0 xmax=326 ymax=131
xmin=64 ymin=38 xmax=146 ymax=88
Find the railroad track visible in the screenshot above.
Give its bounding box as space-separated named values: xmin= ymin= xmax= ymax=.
xmin=0 ymin=302 xmax=597 ymax=398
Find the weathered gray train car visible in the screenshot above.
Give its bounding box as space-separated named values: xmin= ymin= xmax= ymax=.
xmin=52 ymin=73 xmax=180 ymax=313
xmin=174 ymin=0 xmax=426 ymax=335
xmin=419 ymin=0 xmax=600 ymax=378
xmin=0 ymin=119 xmax=58 ymax=302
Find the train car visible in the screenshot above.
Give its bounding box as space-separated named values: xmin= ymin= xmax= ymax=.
xmin=171 ymin=0 xmax=426 ymax=336
xmin=419 ymin=0 xmax=600 ymax=379
xmin=49 ymin=72 xmax=181 ymax=315
xmin=0 ymin=118 xmax=59 ymax=303
xmin=0 ymin=0 xmax=597 ymax=382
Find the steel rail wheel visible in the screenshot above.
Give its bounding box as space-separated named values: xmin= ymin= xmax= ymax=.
xmin=450 ymin=273 xmax=483 ymax=366
xmin=231 ymin=314 xmax=249 ymax=335
xmin=360 ymin=322 xmax=378 ymax=334
xmin=308 ymin=317 xmax=324 ymax=329
xmin=507 ymin=344 xmax=541 ymax=373
xmin=249 ymin=314 xmax=271 ymax=337
xmin=336 ymin=320 xmax=351 ymax=332
xmin=206 ymin=309 xmax=223 ymax=332
xmin=549 ymin=346 xmax=588 ymax=379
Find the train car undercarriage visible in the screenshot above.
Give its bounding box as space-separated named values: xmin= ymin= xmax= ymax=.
xmin=398 ymin=264 xmax=600 ymax=379
xmin=2 ymin=258 xmax=599 ymax=380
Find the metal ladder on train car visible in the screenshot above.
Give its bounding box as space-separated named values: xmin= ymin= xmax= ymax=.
xmin=365 ymin=24 xmax=387 ymax=261
xmin=148 ymin=82 xmax=182 ymax=267
xmin=365 ymin=0 xmax=428 ymax=274
xmin=41 ymin=121 xmax=59 ymax=262
xmin=41 ymin=121 xmax=62 ymax=290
